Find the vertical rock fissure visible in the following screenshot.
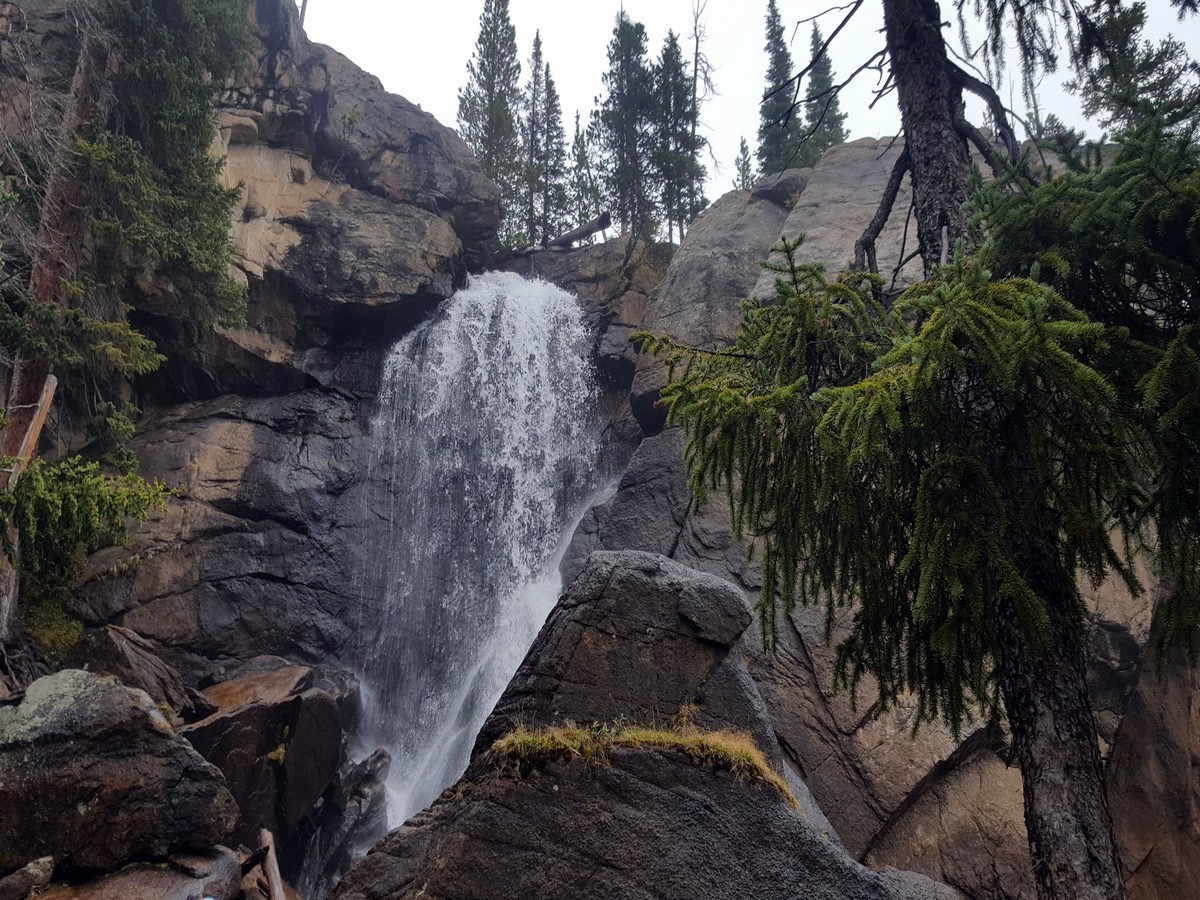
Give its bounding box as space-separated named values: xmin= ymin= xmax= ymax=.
xmin=355 ymin=271 xmax=602 ymax=825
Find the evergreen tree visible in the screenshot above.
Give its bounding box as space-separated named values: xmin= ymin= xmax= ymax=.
xmin=796 ymin=24 xmax=848 ymax=168
xmin=567 ymin=112 xmax=604 ymax=243
xmin=733 ymin=137 xmax=754 ymax=189
xmin=456 ymin=0 xmax=522 ymax=245
xmin=757 ymin=0 xmax=801 ymax=175
xmin=518 ymin=31 xmax=547 ymax=247
xmin=1064 ymin=2 xmax=1199 ymax=132
xmin=639 ymin=113 xmax=1200 ymax=899
xmin=539 ymin=65 xmax=569 ymax=245
xmin=652 ymin=30 xmax=706 ymax=243
xmin=594 ymin=11 xmax=656 ymax=238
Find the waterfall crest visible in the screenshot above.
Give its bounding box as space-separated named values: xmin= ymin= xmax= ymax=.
xmin=357 ymin=271 xmax=601 ymax=824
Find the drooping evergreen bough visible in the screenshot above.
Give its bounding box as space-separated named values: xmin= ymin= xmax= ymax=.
xmin=640 ymin=110 xmax=1200 ymax=890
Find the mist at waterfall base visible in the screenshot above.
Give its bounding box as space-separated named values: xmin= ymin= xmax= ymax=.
xmin=355 ymin=271 xmax=605 ymax=826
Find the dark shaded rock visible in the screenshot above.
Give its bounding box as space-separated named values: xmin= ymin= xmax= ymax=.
xmin=335 ymin=748 xmax=956 ymax=900
xmin=180 ymin=666 xmax=342 ymax=852
xmin=37 ymin=847 xmax=241 ymax=900
xmin=288 ymin=748 xmax=391 ymax=899
xmin=751 ymin=167 xmax=811 ymax=206
xmin=0 ymin=856 xmax=52 ymax=900
xmin=63 ymin=626 xmax=207 ymax=724
xmin=0 ymin=670 xmax=237 ymax=874
xmin=561 ymin=429 xmax=691 ymax=584
xmin=334 ymin=551 xmax=957 ymax=900
xmin=73 ymin=390 xmax=369 ymax=674
xmin=472 ymin=551 xmax=753 ymax=759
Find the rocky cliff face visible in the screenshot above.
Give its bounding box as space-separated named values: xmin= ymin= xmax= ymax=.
xmin=1 ymin=0 xmax=497 ymax=893
xmin=2 ymin=1 xmax=1193 ymax=896
xmin=552 ymin=140 xmax=1199 ymax=900
xmin=332 ymin=552 xmax=959 ymax=900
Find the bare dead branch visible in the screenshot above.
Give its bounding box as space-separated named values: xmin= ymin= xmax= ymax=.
xmin=854 ymin=145 xmax=909 ymax=274
xmin=946 ymin=61 xmax=1020 ymax=161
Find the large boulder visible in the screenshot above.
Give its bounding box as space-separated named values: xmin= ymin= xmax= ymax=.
xmin=333 ymin=552 xmax=958 ymax=900
xmin=629 ymin=186 xmax=795 ymax=434
xmin=62 ymin=626 xmax=215 ymax=725
xmin=0 ymin=670 xmax=238 ymax=874
xmin=36 ymin=848 xmax=242 ymax=900
xmin=179 ymin=666 xmax=342 ymax=852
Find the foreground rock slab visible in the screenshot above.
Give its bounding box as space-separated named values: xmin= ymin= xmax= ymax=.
xmin=37 ymin=848 xmax=241 ymax=900
xmin=0 ymin=670 xmax=238 ymax=874
xmin=333 ymin=552 xmax=958 ymax=900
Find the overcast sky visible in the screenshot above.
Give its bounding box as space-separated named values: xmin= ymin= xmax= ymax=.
xmin=303 ymin=1 xmax=1196 ymax=198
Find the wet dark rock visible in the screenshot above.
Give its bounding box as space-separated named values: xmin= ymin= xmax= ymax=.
xmin=36 ymin=847 xmax=242 ymax=900
xmin=0 ymin=670 xmax=237 ymax=875
xmin=287 ymin=748 xmax=392 ymax=899
xmin=180 ymin=666 xmax=343 ymax=852
xmin=334 ymin=551 xmax=957 ymax=900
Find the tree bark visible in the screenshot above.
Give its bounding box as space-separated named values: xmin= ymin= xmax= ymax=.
xmin=881 ymin=0 xmax=971 ymax=274
xmin=991 ymin=440 xmax=1128 ymax=899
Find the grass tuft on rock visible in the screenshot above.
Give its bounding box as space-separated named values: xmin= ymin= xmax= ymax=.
xmin=492 ymin=721 xmax=797 ymax=809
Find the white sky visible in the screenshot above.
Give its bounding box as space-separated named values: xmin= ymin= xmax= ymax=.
xmin=303 ymin=1 xmax=1197 ymax=198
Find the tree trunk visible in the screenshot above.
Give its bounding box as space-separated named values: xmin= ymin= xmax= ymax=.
xmin=881 ymin=0 xmax=971 ymax=274
xmin=991 ymin=443 xmax=1127 ymax=899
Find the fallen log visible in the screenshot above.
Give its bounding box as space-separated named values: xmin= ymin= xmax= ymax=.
xmin=546 ymin=211 xmax=611 ymax=249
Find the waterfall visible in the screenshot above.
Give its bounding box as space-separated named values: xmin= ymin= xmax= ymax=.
xmin=356 ymin=271 xmax=601 ymax=824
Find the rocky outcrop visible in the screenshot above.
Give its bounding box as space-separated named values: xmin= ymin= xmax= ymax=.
xmin=1107 ymin=640 xmax=1200 ymax=900
xmin=629 ymin=185 xmax=795 ymax=434
xmin=180 ymin=665 xmax=342 ymax=852
xmin=63 ymin=626 xmax=215 ymax=725
xmin=74 ymin=390 xmax=369 ymax=677
xmin=36 ymin=848 xmax=242 ymax=900
xmin=0 ymin=670 xmax=238 ymax=875
xmin=563 ymin=144 xmax=1178 ymax=900
xmin=334 ymin=551 xmax=957 ymax=900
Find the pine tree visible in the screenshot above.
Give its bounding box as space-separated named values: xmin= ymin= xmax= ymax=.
xmin=639 ymin=242 xmax=1141 ymax=900
xmin=733 ymin=137 xmax=754 ymax=189
xmin=594 ymin=11 xmax=656 ymax=239
xmin=796 ymin=24 xmax=848 ymax=168
xmin=456 ymin=0 xmax=522 ymax=245
xmin=652 ymin=30 xmax=706 ymax=243
xmin=567 ymin=112 xmax=604 ymax=244
xmin=1064 ymin=2 xmax=1199 ymax=132
xmin=539 ymin=65 xmax=569 ymax=245
xmin=518 ymin=31 xmax=547 ymax=247
xmin=757 ymin=0 xmax=801 ymax=175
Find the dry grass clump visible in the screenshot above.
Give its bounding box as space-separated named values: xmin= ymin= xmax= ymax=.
xmin=492 ymin=721 xmax=796 ymax=809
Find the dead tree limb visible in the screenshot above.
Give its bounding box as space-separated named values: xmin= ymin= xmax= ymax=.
xmin=854 ymin=145 xmax=909 ymax=273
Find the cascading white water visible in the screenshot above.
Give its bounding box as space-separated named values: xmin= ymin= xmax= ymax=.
xmin=356 ymin=271 xmax=601 ymax=825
